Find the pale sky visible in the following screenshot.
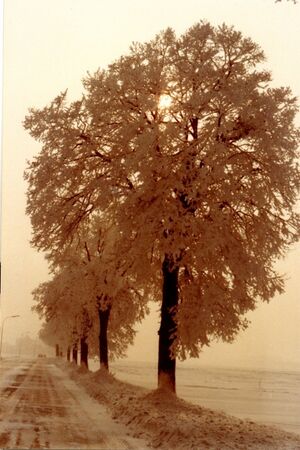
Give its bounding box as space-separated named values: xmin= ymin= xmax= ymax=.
xmin=1 ymin=0 xmax=300 ymax=371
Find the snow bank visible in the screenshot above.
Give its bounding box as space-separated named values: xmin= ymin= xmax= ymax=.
xmin=54 ymin=359 xmax=300 ymax=449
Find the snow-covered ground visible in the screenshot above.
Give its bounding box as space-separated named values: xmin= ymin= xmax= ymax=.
xmin=0 ymin=359 xmax=33 ymax=391
xmin=100 ymin=360 xmax=300 ymax=435
xmin=0 ymin=358 xmax=148 ymax=449
xmin=61 ymin=359 xmax=300 ymax=450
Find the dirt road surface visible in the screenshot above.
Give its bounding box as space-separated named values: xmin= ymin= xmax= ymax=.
xmin=0 ymin=358 xmax=148 ymax=449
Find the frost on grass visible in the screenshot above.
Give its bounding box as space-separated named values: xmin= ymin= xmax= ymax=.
xmin=56 ymin=360 xmax=300 ymax=450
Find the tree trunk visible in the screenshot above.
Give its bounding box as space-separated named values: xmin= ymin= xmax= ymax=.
xmin=67 ymin=346 xmax=71 ymax=362
xmin=158 ymin=255 xmax=179 ymax=393
xmin=55 ymin=344 xmax=59 ymax=358
xmin=80 ymin=337 xmax=89 ymax=369
xmin=98 ymin=304 xmax=112 ymax=371
xmin=72 ymin=342 xmax=78 ymax=364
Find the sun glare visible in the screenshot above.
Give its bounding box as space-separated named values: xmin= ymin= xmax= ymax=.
xmin=158 ymin=94 xmax=172 ymax=110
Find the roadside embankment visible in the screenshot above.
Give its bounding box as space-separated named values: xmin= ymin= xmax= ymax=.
xmin=54 ymin=359 xmax=300 ymax=450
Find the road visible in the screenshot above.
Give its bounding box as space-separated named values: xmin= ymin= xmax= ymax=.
xmin=0 ymin=358 xmax=148 ymax=449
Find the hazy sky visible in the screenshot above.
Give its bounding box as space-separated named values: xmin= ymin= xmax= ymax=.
xmin=1 ymin=0 xmax=300 ymax=370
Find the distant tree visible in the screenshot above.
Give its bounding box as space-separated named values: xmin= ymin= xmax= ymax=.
xmin=33 ymin=236 xmax=149 ymax=370
xmin=38 ymin=319 xmax=65 ymax=355
xmin=77 ymin=223 xmax=150 ymax=370
xmin=25 ymin=22 xmax=299 ymax=393
xmin=33 ymin=271 xmax=80 ymax=358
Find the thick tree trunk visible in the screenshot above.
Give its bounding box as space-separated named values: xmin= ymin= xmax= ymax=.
xmin=67 ymin=346 xmax=71 ymax=362
xmin=158 ymin=255 xmax=179 ymax=393
xmin=72 ymin=342 xmax=78 ymax=364
xmin=98 ymin=304 xmax=112 ymax=371
xmin=80 ymin=337 xmax=89 ymax=369
xmin=55 ymin=344 xmax=59 ymax=358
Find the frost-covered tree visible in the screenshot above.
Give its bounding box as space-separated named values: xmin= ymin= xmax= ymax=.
xmin=77 ymin=222 xmax=150 ymax=370
xmin=32 ymin=263 xmax=90 ymax=365
xmin=83 ymin=24 xmax=299 ymax=391
xmin=25 ymin=22 xmax=299 ymax=392
xmin=38 ymin=313 xmax=71 ymax=359
xmin=32 ymin=232 xmax=149 ymax=370
xmin=24 ymin=90 xmax=150 ymax=371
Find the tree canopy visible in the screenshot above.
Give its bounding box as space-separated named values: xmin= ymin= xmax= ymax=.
xmin=25 ymin=21 xmax=299 ymax=390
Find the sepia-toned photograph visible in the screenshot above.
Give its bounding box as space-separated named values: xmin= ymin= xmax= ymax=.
xmin=0 ymin=1 xmax=299 ymax=448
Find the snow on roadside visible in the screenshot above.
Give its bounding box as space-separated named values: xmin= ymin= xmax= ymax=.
xmin=0 ymin=361 xmax=32 ymax=390
xmin=54 ymin=359 xmax=300 ymax=450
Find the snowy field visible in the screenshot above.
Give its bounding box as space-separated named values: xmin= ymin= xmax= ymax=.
xmin=89 ymin=359 xmax=300 ymax=435
xmin=62 ymin=359 xmax=300 ymax=449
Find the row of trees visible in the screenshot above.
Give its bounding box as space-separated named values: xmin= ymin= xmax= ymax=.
xmin=25 ymin=22 xmax=299 ymax=392
xmin=33 ymin=238 xmax=148 ymax=368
